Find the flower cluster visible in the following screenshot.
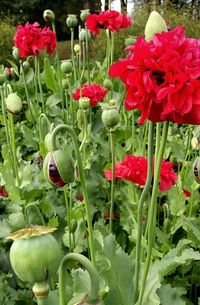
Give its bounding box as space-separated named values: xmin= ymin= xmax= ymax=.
xmin=109 ymin=26 xmax=200 ymax=125
xmin=72 ymin=83 xmax=108 ymax=107
xmin=14 ymin=22 xmax=56 ymax=58
xmin=86 ymin=10 xmax=132 ymax=35
xmin=104 ymin=155 xmax=178 ymax=191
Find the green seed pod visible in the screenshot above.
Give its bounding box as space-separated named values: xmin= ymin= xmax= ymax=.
xmin=61 ymin=60 xmax=73 ymax=74
xmin=66 ymin=14 xmax=78 ymax=28
xmin=79 ymin=29 xmax=91 ymax=42
xmin=80 ymin=9 xmax=90 ymax=23
xmin=8 ymin=226 xmax=62 ymax=284
xmin=43 ymin=148 xmax=74 ymax=187
xmin=102 ymin=107 xmax=120 ymax=128
xmin=193 ymin=157 xmax=200 ymax=184
xmin=12 ymin=47 xmax=20 ymax=60
xmin=124 ymin=36 xmax=137 ymax=47
xmin=79 ymin=97 xmax=90 ymax=110
xmin=5 ymin=93 xmax=23 ymax=115
xmin=43 ymin=9 xmax=55 ymax=23
xmin=70 ymin=219 xmax=78 ymax=233
xmin=145 ymin=11 xmax=167 ymax=42
xmin=103 ymin=79 xmax=113 ymax=90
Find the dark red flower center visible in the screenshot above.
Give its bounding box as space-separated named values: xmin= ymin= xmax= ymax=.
xmin=152 ymin=71 xmax=165 ymax=86
xmin=49 ymin=156 xmax=65 ymax=187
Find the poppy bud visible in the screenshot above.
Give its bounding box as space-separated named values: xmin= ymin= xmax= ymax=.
xmin=12 ymin=47 xmax=20 ymax=60
xmin=79 ymin=29 xmax=91 ymax=42
xmin=66 ymin=14 xmax=78 ymax=28
xmin=79 ymin=97 xmax=90 ymax=110
xmin=43 ymin=148 xmax=74 ymax=187
xmin=191 ymin=137 xmax=200 ymax=150
xmin=74 ymin=44 xmax=81 ymax=54
xmin=103 ymin=79 xmax=113 ymax=90
xmin=61 ymin=60 xmax=73 ymax=74
xmin=43 ymin=9 xmax=55 ymax=23
xmin=80 ymin=9 xmax=90 ymax=23
xmin=193 ymin=157 xmax=200 ymax=184
xmin=22 ymin=61 xmax=30 ymax=73
xmin=62 ymin=79 xmax=68 ymax=90
xmin=44 ymin=133 xmax=54 ymax=152
xmin=5 ymin=93 xmax=23 ymax=115
xmin=144 ymin=11 xmax=167 ymax=42
xmin=70 ymin=219 xmax=78 ymax=233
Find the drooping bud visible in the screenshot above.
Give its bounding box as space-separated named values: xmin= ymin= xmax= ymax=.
xmin=193 ymin=157 xmax=200 ymax=184
xmin=144 ymin=11 xmax=167 ymax=42
xmin=43 ymin=9 xmax=55 ymax=23
xmin=66 ymin=14 xmax=78 ymax=28
xmin=43 ymin=148 xmax=74 ymax=187
xmin=80 ymin=9 xmax=90 ymax=23
xmin=12 ymin=47 xmax=20 ymax=60
xmin=22 ymin=61 xmax=30 ymax=73
xmin=5 ymin=93 xmax=23 ymax=115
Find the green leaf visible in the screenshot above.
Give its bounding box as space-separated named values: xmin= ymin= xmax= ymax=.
xmin=157 ymin=284 xmax=186 ymax=305
xmin=96 ymin=234 xmax=134 ymax=305
xmin=46 ymin=93 xmax=61 ymax=107
xmin=43 ymin=58 xmax=59 ymax=93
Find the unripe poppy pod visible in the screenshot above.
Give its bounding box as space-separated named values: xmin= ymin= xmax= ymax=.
xmin=80 ymin=9 xmax=90 ymax=23
xmin=61 ymin=60 xmax=73 ymax=74
xmin=66 ymin=14 xmax=78 ymax=28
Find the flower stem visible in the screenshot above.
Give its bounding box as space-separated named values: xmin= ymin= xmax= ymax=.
xmin=64 ymin=185 xmax=72 ymax=251
xmin=59 ymin=253 xmax=100 ymax=305
xmin=85 ymin=24 xmax=90 ymax=83
xmin=70 ymin=28 xmax=77 ymax=86
xmin=109 ymin=130 xmax=115 ymax=233
xmin=137 ymin=121 xmax=169 ymax=305
xmin=133 ymin=121 xmax=154 ymax=303
xmin=0 ymin=87 xmax=15 ymax=177
xmin=8 ymin=113 xmax=20 ymax=186
xmin=51 ymin=124 xmax=96 ymax=266
xmin=37 ymin=58 xmax=45 ymax=113
xmin=20 ymin=61 xmax=35 ymax=122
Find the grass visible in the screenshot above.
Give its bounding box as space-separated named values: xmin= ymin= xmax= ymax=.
xmin=57 ymin=40 xmax=79 ymax=60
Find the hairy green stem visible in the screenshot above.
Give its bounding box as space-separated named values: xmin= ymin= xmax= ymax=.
xmin=0 ymin=87 xmax=15 ymax=177
xmin=20 ymin=61 xmax=35 ymax=121
xmin=138 ymin=121 xmax=169 ymax=305
xmin=70 ymin=28 xmax=77 ymax=86
xmin=64 ymin=185 xmax=72 ymax=251
xmin=37 ymin=58 xmax=45 ymax=113
xmin=9 ymin=113 xmax=20 ymax=186
xmin=109 ymin=130 xmax=115 ymax=233
xmin=133 ymin=121 xmax=154 ymax=303
xmin=51 ymin=124 xmax=96 ymax=266
xmin=59 ymin=253 xmax=100 ymax=305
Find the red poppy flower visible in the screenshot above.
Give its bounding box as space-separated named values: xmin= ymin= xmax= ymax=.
xmin=0 ymin=186 xmax=8 ymax=197
xmin=109 ymin=26 xmax=200 ymax=125
xmin=72 ymin=83 xmax=108 ymax=107
xmin=14 ymin=22 xmax=56 ymax=58
xmin=183 ymin=188 xmax=191 ymax=198
xmin=104 ymin=155 xmax=178 ymax=191
xmin=86 ymin=10 xmax=131 ymax=35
